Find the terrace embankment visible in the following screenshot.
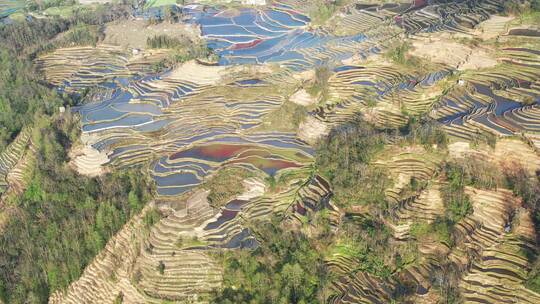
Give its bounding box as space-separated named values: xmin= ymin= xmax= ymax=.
xmin=51 ymin=155 xmax=334 ymax=303
xmin=0 ymin=128 xmax=34 ymax=232
xmin=31 ymin=0 xmax=540 ymax=302
xmin=69 ymin=133 xmax=110 ymax=177
xmin=48 ymin=192 xmax=223 ymax=303
xmin=49 ymin=204 xmax=155 ymax=304
xmin=35 ymin=45 xmax=171 ymax=91
xmin=0 ymin=128 xmax=32 ymax=199
xmin=455 ymin=190 xmax=540 ymax=304
xmin=473 ymin=15 xmax=515 ymax=40
xmin=310 ymin=63 xmax=452 ymax=130
xmin=411 ymin=34 xmax=498 ymax=70
xmin=327 ymin=143 xmax=540 ymax=303
xmin=431 ymin=43 xmax=540 ymax=143
xmin=449 ymin=138 xmax=540 ymax=176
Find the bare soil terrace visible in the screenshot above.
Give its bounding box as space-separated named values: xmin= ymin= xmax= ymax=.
xmin=103 ymin=19 xmax=201 ymax=49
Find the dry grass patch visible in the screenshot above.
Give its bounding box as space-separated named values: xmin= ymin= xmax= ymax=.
xmin=411 ymin=34 xmax=498 ymax=70
xmin=103 ymin=19 xmax=200 ymax=49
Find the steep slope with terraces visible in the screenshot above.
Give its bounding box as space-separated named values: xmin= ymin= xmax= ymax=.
xmin=3 ymin=0 xmax=540 ymax=303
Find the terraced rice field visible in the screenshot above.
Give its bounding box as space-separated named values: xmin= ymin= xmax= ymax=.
xmin=318 ymin=64 xmax=452 ymax=128
xmin=38 ymin=0 xmax=540 ymax=302
xmin=432 ymin=47 xmax=540 ymax=143
xmin=182 ymin=3 xmax=398 ymax=70
xmin=36 ymin=46 xmax=171 ymax=92
xmin=0 ymin=0 xmax=25 ymax=19
xmin=327 ymin=167 xmax=540 ymax=303
xmin=0 ymin=128 xmax=31 ymax=197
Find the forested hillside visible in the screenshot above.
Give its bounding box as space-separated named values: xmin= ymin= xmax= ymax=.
xmin=0 ymin=1 xmax=154 ymax=303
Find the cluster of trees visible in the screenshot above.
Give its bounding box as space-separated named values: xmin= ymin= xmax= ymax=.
xmin=0 ymin=49 xmax=63 ymax=151
xmin=0 ymin=1 xmax=134 ymax=151
xmin=0 ymin=4 xmax=156 ymax=303
xmin=503 ymin=0 xmax=540 ymax=15
xmin=305 ymin=65 xmax=331 ymax=101
xmin=202 ymin=167 xmax=254 ymax=208
xmin=384 ymin=41 xmax=430 ymax=71
xmin=211 ymin=219 xmax=327 ymax=304
xmin=308 ymin=0 xmax=346 ymax=26
xmin=27 ymin=0 xmax=78 ymax=12
xmin=146 ymin=34 xmax=188 ymax=49
xmin=0 ymin=2 xmax=131 ymax=56
xmin=314 ymin=114 xmax=540 ymax=301
xmin=315 ymin=118 xmax=391 ymax=207
xmin=0 ymin=114 xmax=154 ymax=303
xmin=147 ymin=34 xmax=217 ymax=72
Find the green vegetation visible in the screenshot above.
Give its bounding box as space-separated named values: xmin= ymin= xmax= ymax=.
xmin=404 ymin=119 xmax=449 ymax=149
xmin=306 ymin=65 xmax=331 ymax=101
xmin=0 ymin=0 xmax=133 ymax=154
xmin=0 ymin=5 xmax=156 ymax=302
xmin=144 ymin=0 xmax=177 ymax=9
xmin=385 ymin=42 xmax=410 ymax=64
xmin=384 ymin=42 xmax=429 ymax=71
xmin=259 ymin=98 xmax=308 ymax=132
xmin=442 ymin=162 xmax=475 ymax=223
xmin=508 ymin=165 xmax=540 ymax=293
xmin=316 ymin=118 xmax=391 ymax=207
xmin=533 ymin=0 xmax=540 ymax=11
xmin=38 ymin=24 xmax=104 ymax=55
xmin=336 ymin=217 xmax=396 ymax=278
xmin=147 ymin=34 xmax=216 ymax=72
xmin=0 ymin=115 xmax=154 ymax=303
xmin=202 ymin=167 xmax=254 ymax=208
xmin=113 ymin=292 xmax=124 ymax=304
xmin=409 ymin=157 xmax=502 ymax=247
xmin=0 ymin=49 xmax=63 ymax=152
xmin=43 ymin=5 xmax=80 ymax=18
xmin=308 ymin=0 xmax=348 ymax=26
xmin=147 ymin=34 xmax=188 ymax=49
xmin=444 ymin=157 xmax=501 ymax=191
xmin=0 ymin=3 xmax=131 ymax=56
xmin=158 ymin=261 xmax=166 ymax=275
xmin=410 ymin=217 xmax=452 ymax=245
xmin=503 ymin=0 xmax=540 ymax=18
xmin=28 ymin=0 xmax=78 ymax=11
xmin=211 ymin=219 xmax=326 ymax=304
xmin=143 ymin=207 xmax=161 ymax=229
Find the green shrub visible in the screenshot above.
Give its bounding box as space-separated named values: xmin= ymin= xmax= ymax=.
xmin=203 ymin=167 xmax=253 ymax=208
xmin=308 ymin=0 xmax=343 ymax=26
xmin=143 ymin=208 xmax=161 ymax=229
xmin=147 ymin=36 xmax=214 ymax=72
xmin=410 ymin=218 xmax=452 ymax=245
xmin=158 ymin=261 xmax=165 ymax=275
xmin=306 ymin=64 xmax=331 ymax=101
xmin=384 ymin=42 xmax=426 ymax=70
xmin=316 ymin=118 xmax=391 ymax=207
xmin=146 ymin=35 xmax=187 ymax=49
xmin=113 ymin=292 xmax=124 ymax=304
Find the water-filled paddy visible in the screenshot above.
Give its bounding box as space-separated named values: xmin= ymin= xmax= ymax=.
xmin=150 ymin=135 xmax=312 ymax=197
xmin=0 ymin=0 xmax=24 ymax=18
xmin=69 ymin=1 xmax=537 ymax=202
xmin=182 ymin=5 xmax=372 ymax=68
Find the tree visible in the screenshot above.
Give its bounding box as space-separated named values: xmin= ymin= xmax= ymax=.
xmin=158 ymin=261 xmax=166 ymax=275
